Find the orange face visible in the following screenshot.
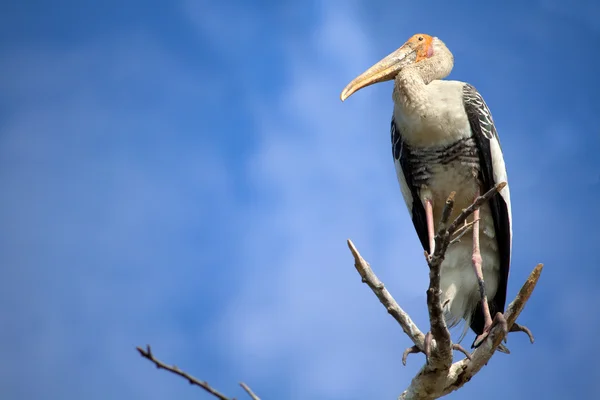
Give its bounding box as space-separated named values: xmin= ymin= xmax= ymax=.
xmin=405 ymin=33 xmax=434 ymax=62
xmin=339 ymin=33 xmax=440 ymax=102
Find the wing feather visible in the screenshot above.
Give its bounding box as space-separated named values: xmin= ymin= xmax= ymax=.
xmin=463 ymin=84 xmax=512 ymax=335
xmin=391 ymin=118 xmax=430 ymax=253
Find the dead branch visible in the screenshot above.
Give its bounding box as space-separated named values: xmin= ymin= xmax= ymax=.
xmin=424 ymin=191 xmax=456 ymax=368
xmin=240 ymin=382 xmax=261 ymax=400
xmin=348 ymin=240 xmax=426 ymax=350
xmin=136 ymin=345 xmax=260 ymax=400
xmin=449 ymin=219 xmax=478 ymax=245
xmin=348 ymin=182 xmax=543 ymax=399
xmin=136 ymin=180 xmax=542 ymax=400
xmin=398 ymin=264 xmax=542 ymax=400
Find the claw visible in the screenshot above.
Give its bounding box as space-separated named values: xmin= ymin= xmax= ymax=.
xmin=472 ymin=331 xmax=488 ymax=349
xmin=402 ymin=345 xmax=421 ymax=366
xmin=495 ymin=312 xmax=508 ymax=334
xmin=497 ymin=343 xmax=511 ymax=354
xmin=473 ymin=312 xmax=508 ymax=349
xmin=424 ymin=332 xmax=433 ymax=364
xmin=401 ymin=333 xmax=431 ymax=365
xmin=510 ymin=322 xmax=535 ymax=344
xmin=401 ymin=332 xmax=433 ymax=366
xmin=451 ymin=343 xmax=472 ymax=360
xmin=402 ymin=332 xmax=472 ymax=365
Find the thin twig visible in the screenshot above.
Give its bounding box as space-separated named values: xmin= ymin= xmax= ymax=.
xmin=348 ymin=239 xmax=425 ymax=349
xmin=240 ymin=382 xmax=261 ymax=400
xmin=447 ymin=182 xmax=506 ymax=235
xmin=449 ymin=219 xmax=479 ymax=246
xmin=136 ymin=345 xmax=236 ymax=400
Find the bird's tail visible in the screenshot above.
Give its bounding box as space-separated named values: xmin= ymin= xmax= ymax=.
xmin=442 ymin=296 xmax=471 ymax=344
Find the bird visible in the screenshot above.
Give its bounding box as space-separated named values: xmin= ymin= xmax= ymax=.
xmin=340 ymin=34 xmax=512 ymax=350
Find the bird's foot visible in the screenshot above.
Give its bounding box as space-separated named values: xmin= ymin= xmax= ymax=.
xmin=451 ymin=343 xmax=472 ymax=361
xmin=402 ymin=332 xmax=472 ymax=365
xmin=424 ymin=250 xmax=434 ymax=263
xmin=402 ymin=345 xmax=422 ymax=365
xmin=402 ymin=331 xmax=432 ymax=365
xmin=509 ymin=322 xmax=535 ymax=344
xmin=472 ymin=312 xmax=508 ymax=349
xmin=493 ymin=322 xmax=534 ymax=354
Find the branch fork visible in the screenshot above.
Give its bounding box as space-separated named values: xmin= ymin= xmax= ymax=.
xmin=348 ymin=182 xmax=543 ymax=399
xmin=135 ymin=182 xmax=542 ymax=400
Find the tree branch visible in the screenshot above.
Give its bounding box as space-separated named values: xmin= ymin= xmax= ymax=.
xmin=136 ymin=345 xmax=260 ymax=400
xmin=240 ymin=382 xmax=261 ymax=400
xmin=348 ymin=239 xmax=426 ymax=350
xmin=425 ymin=191 xmax=456 ymax=368
xmin=399 ymin=264 xmax=542 ymax=400
xmin=136 ymin=181 xmax=542 ymax=400
xmin=349 ymin=182 xmax=543 ymax=399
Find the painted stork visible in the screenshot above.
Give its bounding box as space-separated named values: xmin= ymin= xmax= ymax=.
xmin=340 ymin=34 xmax=512 ymax=350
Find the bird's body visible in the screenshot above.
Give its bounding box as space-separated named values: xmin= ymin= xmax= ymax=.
xmin=392 ymin=78 xmax=509 ymax=339
xmin=341 ymin=34 xmax=512 ymax=347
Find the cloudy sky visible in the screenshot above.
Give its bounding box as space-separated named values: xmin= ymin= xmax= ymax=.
xmin=1 ymin=0 xmax=599 ymax=399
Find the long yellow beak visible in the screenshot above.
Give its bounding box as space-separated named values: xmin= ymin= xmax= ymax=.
xmin=340 ymin=44 xmax=416 ymax=102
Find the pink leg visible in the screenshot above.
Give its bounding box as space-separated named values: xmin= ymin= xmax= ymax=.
xmin=472 ymin=205 xmax=494 ymax=347
xmin=425 ymin=199 xmax=435 ymax=255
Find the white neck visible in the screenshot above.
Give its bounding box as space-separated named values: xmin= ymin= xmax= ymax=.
xmin=392 ymin=42 xmax=454 ymax=117
xmin=392 ymin=65 xmax=429 ymax=115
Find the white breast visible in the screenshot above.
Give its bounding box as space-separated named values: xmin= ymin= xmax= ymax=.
xmin=391 ymin=79 xmax=502 ymax=339
xmin=393 ymin=80 xmax=472 ymax=147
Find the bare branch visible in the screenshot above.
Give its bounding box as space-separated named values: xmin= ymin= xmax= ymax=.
xmin=348 ymin=239 xmax=426 ymax=349
xmin=449 ymin=219 xmax=479 ymax=246
xmin=447 ymin=182 xmax=506 ymax=235
xmin=399 ymin=264 xmax=543 ymax=400
xmin=136 ymin=345 xmax=260 ymax=400
xmin=424 ymin=192 xmax=456 ymax=368
xmin=422 ymin=183 xmax=507 ymax=367
xmin=348 ymin=181 xmax=542 ymax=399
xmin=135 ymin=180 xmax=539 ymax=400
xmin=240 ymin=382 xmax=261 ymax=400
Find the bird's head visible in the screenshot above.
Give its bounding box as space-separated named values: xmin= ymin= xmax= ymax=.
xmin=340 ymin=33 xmax=453 ymax=101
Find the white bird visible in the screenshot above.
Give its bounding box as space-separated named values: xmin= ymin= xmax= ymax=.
xmin=341 ymin=34 xmax=512 ymax=349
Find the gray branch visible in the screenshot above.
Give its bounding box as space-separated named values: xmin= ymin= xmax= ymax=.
xmin=399 ymin=264 xmax=542 ymax=400
xmin=349 ymin=182 xmax=543 ymax=399
xmin=136 ymin=345 xmax=260 ymax=400
xmin=135 ymin=182 xmax=542 ymax=400
xmin=348 ymin=240 xmax=426 ymax=349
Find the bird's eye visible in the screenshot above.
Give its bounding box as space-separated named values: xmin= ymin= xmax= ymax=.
xmin=418 ymin=36 xmax=424 ymax=41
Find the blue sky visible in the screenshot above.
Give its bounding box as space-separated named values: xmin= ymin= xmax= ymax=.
xmin=1 ymin=0 xmax=599 ymax=399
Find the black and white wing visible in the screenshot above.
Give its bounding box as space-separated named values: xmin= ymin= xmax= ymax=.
xmin=391 ymin=118 xmax=430 ymax=253
xmin=463 ymin=83 xmax=513 ymax=324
